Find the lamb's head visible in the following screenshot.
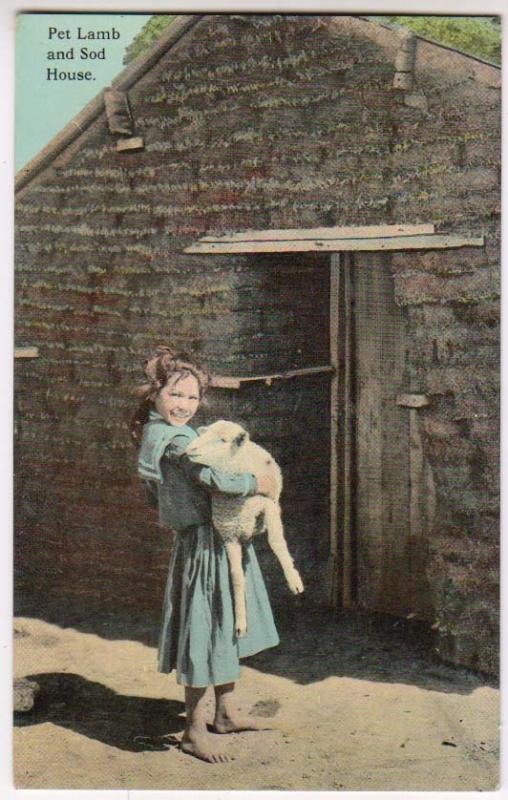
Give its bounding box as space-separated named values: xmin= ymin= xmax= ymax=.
xmin=185 ymin=420 xmax=249 ymax=468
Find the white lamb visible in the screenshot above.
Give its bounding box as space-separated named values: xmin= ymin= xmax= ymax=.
xmin=185 ymin=420 xmax=304 ymax=637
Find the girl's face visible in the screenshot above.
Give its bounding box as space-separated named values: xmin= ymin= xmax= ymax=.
xmin=154 ymin=373 xmax=200 ymax=426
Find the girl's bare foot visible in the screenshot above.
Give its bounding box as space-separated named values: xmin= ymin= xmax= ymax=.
xmin=181 ymin=729 xmax=232 ymax=763
xmin=212 ymin=711 xmax=272 ymax=734
xmin=213 ymin=682 xmax=273 ymax=734
xmin=182 ymin=685 xmax=232 ymax=763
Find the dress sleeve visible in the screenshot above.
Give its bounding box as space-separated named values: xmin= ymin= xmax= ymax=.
xmin=165 ymin=433 xmax=258 ymax=497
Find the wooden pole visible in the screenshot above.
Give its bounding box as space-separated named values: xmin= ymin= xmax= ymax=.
xmin=210 ymin=364 xmax=334 ymax=389
xmin=341 ymin=255 xmax=355 ymax=609
xmin=329 ymin=255 xmax=340 ymax=609
xmin=328 ymin=253 xmax=355 ymax=610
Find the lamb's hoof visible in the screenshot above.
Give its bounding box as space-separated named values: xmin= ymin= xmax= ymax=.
xmin=236 ymin=623 xmax=248 ymax=638
xmin=288 ymin=572 xmax=304 ymax=594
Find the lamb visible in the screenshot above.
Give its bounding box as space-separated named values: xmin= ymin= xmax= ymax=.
xmin=185 ymin=420 xmax=304 ymax=637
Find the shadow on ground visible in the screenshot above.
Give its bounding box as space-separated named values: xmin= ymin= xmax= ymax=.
xmin=15 ymin=601 xmax=496 ymax=698
xmin=14 ymin=594 xmax=162 ymax=647
xmin=243 ymin=604 xmax=495 ymax=695
xmin=14 ymin=673 xmax=185 ymax=752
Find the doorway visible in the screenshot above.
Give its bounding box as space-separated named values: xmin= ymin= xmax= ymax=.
xmin=186 ymin=224 xmax=467 ymax=622
xmin=206 ymin=252 xmax=333 ymax=610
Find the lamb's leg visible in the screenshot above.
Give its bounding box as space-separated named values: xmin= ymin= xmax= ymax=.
xmin=224 ymin=540 xmax=248 ymax=637
xmin=263 ymin=501 xmax=304 ymax=594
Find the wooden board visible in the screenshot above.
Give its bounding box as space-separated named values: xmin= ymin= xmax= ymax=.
xmin=199 ymin=223 xmax=435 ymax=242
xmin=14 ymin=347 xmax=39 ymax=359
xmin=104 ymin=89 xmax=133 ymax=136
xmin=409 ymin=408 xmax=425 ymax=547
xmin=185 ymin=234 xmax=483 ymax=254
xmin=396 ymin=393 xmax=430 ymax=408
xmin=353 ymin=252 xmax=433 ymax=621
xmin=342 ymin=258 xmax=355 ymax=610
xmin=116 ymin=136 xmax=145 ymax=152
xmin=328 ymin=255 xmax=341 ymax=609
xmin=210 ymin=365 xmax=333 ymax=389
xmin=330 ymin=253 xmax=355 ymax=610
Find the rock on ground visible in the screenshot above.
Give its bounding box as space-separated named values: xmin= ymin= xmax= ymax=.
xmin=13 ymin=677 xmax=40 ymax=713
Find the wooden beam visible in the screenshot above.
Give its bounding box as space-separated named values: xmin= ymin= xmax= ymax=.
xmin=328 ymin=255 xmax=340 ymax=610
xmin=326 ymin=254 xmax=356 ymax=611
xmin=210 ymin=364 xmax=333 ymax=389
xmin=396 ymin=393 xmax=431 ymax=560
xmin=408 ymin=408 xmax=425 ymax=544
xmin=104 ymin=89 xmax=133 ymax=136
xmin=210 ymin=376 xmax=242 ymax=389
xmin=341 ymin=255 xmax=355 ymax=610
xmin=185 ymin=234 xmax=484 ymax=254
xmin=199 ymin=223 xmax=435 ymax=243
xmin=116 ymin=136 xmax=145 ymax=152
xmin=396 ymin=393 xmax=431 ymax=408
xmin=15 ymin=347 xmax=39 ymax=359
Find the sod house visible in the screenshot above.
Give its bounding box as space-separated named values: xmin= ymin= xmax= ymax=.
xmin=15 ymin=14 xmax=500 ymax=674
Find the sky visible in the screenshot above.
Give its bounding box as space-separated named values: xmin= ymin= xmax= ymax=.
xmin=15 ymin=13 xmax=152 ymax=171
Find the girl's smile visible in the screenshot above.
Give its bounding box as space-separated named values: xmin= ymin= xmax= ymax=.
xmin=154 ymin=374 xmax=200 ymax=426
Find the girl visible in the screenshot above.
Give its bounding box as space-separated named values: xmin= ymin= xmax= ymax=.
xmin=132 ymin=346 xmax=279 ymax=763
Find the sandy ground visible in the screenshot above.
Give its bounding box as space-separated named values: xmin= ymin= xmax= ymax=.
xmin=13 ymin=609 xmax=499 ymax=791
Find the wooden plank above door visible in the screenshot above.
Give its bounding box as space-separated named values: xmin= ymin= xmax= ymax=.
xmin=185 ymin=229 xmax=483 ymax=254
xmin=197 ymin=223 xmax=435 ymax=242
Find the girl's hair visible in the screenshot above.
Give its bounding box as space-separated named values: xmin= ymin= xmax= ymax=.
xmin=130 ymin=345 xmax=210 ymax=447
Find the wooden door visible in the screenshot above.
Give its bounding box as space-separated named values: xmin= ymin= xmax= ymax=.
xmin=331 ymin=252 xmax=433 ymax=620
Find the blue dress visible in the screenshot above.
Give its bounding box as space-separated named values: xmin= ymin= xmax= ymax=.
xmin=139 ymin=413 xmax=280 ymax=687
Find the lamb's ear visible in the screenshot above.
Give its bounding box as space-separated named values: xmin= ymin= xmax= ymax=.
xmin=196 ymin=426 xmax=208 ymax=435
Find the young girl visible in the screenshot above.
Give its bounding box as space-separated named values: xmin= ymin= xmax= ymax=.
xmin=132 ymin=346 xmax=279 ymax=763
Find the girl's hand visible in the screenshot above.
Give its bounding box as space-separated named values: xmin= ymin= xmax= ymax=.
xmin=256 ymin=474 xmax=277 ymax=498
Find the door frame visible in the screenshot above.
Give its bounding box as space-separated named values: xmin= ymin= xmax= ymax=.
xmin=329 ymin=253 xmax=356 ymax=610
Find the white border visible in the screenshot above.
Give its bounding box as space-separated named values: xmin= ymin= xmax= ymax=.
xmin=2 ymin=2 xmax=505 ymax=800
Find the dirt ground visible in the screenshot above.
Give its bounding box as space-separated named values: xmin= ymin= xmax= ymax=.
xmin=13 ymin=609 xmax=499 ymax=791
